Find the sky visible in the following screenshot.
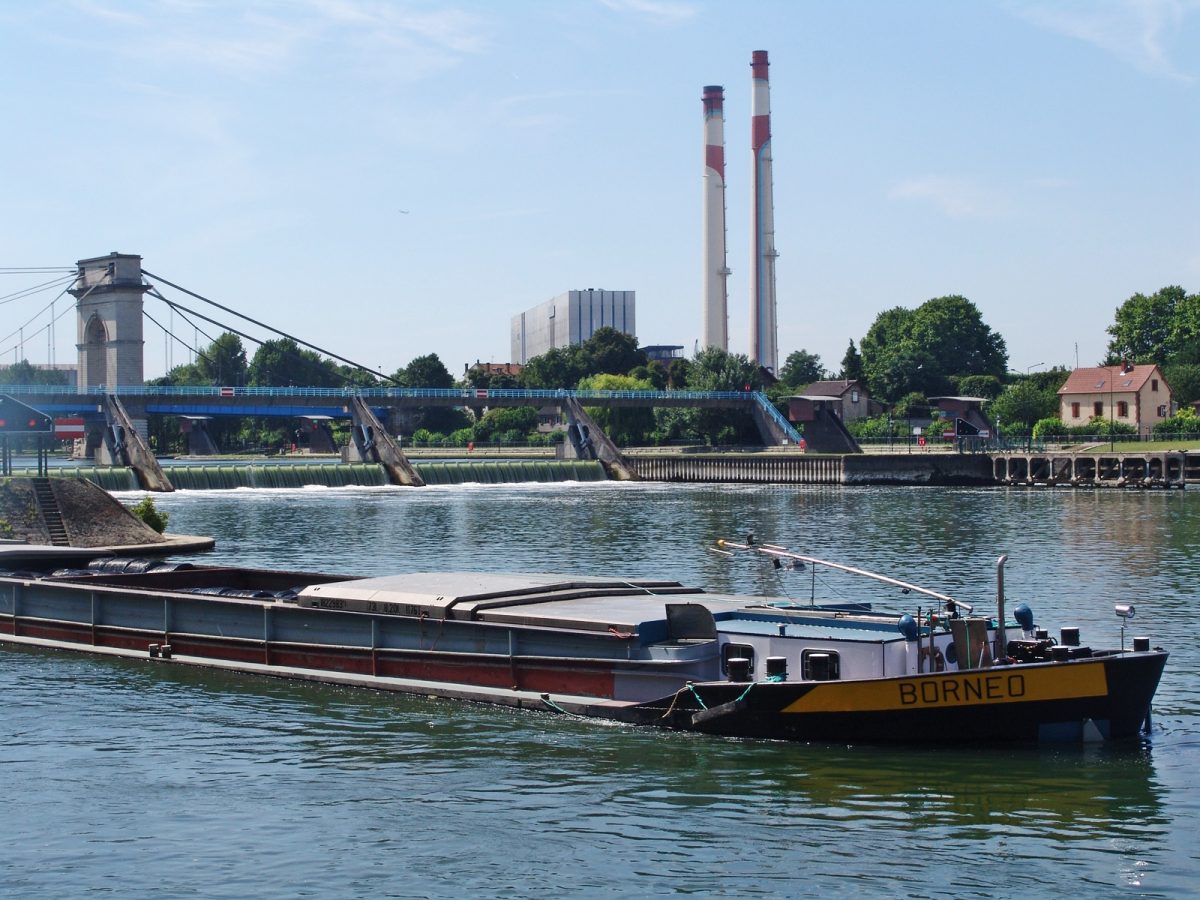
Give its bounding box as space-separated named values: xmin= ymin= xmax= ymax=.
xmin=1 ymin=0 xmax=1197 ymax=382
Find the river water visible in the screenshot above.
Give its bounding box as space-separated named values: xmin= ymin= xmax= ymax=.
xmin=3 ymin=482 xmax=1198 ymax=897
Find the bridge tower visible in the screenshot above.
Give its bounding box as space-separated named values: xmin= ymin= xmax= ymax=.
xmin=70 ymin=252 xmax=148 ymax=391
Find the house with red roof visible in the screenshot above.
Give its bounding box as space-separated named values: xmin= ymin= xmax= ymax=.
xmin=1057 ymin=364 xmax=1173 ymax=436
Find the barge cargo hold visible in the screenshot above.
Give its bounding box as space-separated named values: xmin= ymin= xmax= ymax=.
xmin=0 ymin=543 xmax=1167 ymax=745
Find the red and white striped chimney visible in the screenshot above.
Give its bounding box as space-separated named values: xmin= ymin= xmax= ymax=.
xmin=702 ymin=85 xmax=729 ymax=351
xmin=750 ymin=50 xmax=778 ymax=374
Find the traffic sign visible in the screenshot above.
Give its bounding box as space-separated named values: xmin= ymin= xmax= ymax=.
xmin=0 ymin=395 xmax=53 ymax=433
xmin=54 ymin=417 xmax=86 ymax=440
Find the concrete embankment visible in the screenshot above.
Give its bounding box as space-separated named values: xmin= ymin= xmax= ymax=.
xmin=842 ymin=453 xmax=995 ymax=486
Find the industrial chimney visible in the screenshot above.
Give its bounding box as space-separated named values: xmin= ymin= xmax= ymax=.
xmin=702 ymin=85 xmax=730 ymax=351
xmin=750 ymin=50 xmax=778 ymax=374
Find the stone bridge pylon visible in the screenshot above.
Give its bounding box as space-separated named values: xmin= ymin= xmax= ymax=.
xmin=70 ymin=252 xmax=147 ymax=392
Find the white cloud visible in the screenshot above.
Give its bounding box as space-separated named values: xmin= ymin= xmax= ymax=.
xmin=598 ymin=0 xmax=697 ymax=25
xmin=1007 ymin=0 xmax=1198 ymax=82
xmin=888 ymin=175 xmax=1010 ymax=219
xmin=64 ymin=0 xmax=489 ymax=77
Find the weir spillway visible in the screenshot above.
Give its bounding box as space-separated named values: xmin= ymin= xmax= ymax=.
xmin=9 ymin=460 xmax=606 ymax=491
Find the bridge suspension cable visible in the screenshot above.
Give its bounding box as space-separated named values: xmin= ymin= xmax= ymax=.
xmin=0 ymin=284 xmax=76 ymax=364
xmin=142 ymin=306 xmax=217 ymax=372
xmin=0 ymin=267 xmax=76 ymax=274
xmin=142 ymin=269 xmax=400 ymax=385
xmin=0 ymin=274 xmax=76 ymax=306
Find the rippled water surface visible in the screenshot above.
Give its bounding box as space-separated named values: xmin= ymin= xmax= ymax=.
xmin=3 ymin=482 xmax=1199 ymax=897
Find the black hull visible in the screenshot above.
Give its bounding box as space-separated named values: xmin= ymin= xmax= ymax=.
xmin=613 ymin=652 xmax=1168 ymax=744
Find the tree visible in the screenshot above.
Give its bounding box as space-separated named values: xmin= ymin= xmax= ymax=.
xmin=581 ymin=327 xmax=645 ymax=376
xmin=397 ymin=353 xmax=454 ymax=389
xmin=665 ymin=357 xmax=691 ymax=389
xmin=859 ymin=296 xmax=1008 ymax=403
xmin=685 ymin=348 xmax=764 ymax=444
xmin=779 ymin=350 xmax=825 ymax=388
xmin=988 ymin=379 xmax=1059 ymax=433
xmin=578 ymin=373 xmax=655 ymax=445
xmin=840 ymin=340 xmax=863 ymax=381
xmin=909 ymin=295 xmax=1007 ymax=381
xmin=248 ymin=339 xmax=342 ymax=387
xmin=1104 ymin=285 xmax=1199 ymax=403
xmin=870 ymin=340 xmax=939 ymax=402
xmin=196 ymin=333 xmax=248 ymax=386
xmin=0 ymin=360 xmax=70 ymax=386
xmin=472 ymin=406 xmax=539 ymax=442
xmin=1164 ymin=363 xmax=1200 ymax=406
xmin=629 ymin=364 xmax=667 ymax=390
xmin=688 ymin=347 xmax=764 ymax=393
xmin=953 ymin=374 xmax=1003 ymax=400
xmin=520 ymin=345 xmax=588 ymax=389
xmin=1105 ymin=286 xmax=1187 ymax=364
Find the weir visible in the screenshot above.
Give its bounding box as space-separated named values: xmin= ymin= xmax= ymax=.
xmin=10 ymin=460 xmax=605 ymax=490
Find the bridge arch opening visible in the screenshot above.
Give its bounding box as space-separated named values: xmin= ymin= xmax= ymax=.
xmin=84 ymin=314 xmax=108 ymax=388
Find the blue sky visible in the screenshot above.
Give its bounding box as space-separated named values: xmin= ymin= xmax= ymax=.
xmin=2 ymin=0 xmax=1197 ymax=381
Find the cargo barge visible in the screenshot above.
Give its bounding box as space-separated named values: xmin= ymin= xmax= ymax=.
xmin=0 ymin=541 xmax=1167 ymax=745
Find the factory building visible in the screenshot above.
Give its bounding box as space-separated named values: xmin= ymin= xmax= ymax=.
xmin=511 ymin=289 xmax=636 ymax=365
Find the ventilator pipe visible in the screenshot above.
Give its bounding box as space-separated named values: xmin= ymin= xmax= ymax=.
xmin=995 ymin=554 xmax=1009 ymax=660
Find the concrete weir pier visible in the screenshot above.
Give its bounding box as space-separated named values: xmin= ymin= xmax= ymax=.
xmin=993 ymin=450 xmax=1189 ymax=489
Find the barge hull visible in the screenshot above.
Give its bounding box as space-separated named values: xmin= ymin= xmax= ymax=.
xmin=621 ymin=652 xmax=1168 ymax=743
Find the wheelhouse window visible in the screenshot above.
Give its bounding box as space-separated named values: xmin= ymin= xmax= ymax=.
xmin=801 ymin=649 xmax=841 ymax=681
xmin=721 ymin=643 xmax=755 ymax=675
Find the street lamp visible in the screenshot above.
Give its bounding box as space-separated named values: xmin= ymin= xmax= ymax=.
xmin=1109 ymin=364 xmax=1114 ymax=451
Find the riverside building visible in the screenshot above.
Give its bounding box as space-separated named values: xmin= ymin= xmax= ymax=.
xmin=511 ymin=289 xmax=636 ymax=365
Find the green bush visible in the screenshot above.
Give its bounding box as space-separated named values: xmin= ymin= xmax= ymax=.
xmin=847 ymin=414 xmax=897 ymax=440
xmin=1152 ymin=410 xmax=1200 ymax=437
xmin=129 ymin=496 xmax=169 ymax=533
xmin=1074 ymin=416 xmax=1136 ymax=437
xmin=1032 ymin=417 xmax=1068 ymax=439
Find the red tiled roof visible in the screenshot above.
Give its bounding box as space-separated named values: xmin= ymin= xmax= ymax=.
xmin=1057 ymin=364 xmax=1161 ymax=396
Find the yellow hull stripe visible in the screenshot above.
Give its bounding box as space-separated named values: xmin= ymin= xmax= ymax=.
xmin=782 ymin=663 xmax=1109 ymax=714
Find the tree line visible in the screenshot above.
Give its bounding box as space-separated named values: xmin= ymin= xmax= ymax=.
xmin=2 ymin=284 xmax=1196 ymax=450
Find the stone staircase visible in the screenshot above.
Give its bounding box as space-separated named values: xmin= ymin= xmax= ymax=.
xmin=32 ymin=478 xmax=70 ymax=546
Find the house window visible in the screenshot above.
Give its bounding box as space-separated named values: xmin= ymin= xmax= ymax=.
xmin=851 ymin=390 xmax=859 ymax=403
xmin=1093 ymin=401 xmax=1103 ymax=417
xmin=1152 ymin=379 xmax=1159 ymax=392
xmin=1071 ymin=402 xmax=1080 ymax=418
xmin=801 ymin=649 xmax=840 ymax=681
xmin=1117 ymin=401 xmax=1128 ymax=418
xmin=1158 ymin=405 xmax=1168 ymax=417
